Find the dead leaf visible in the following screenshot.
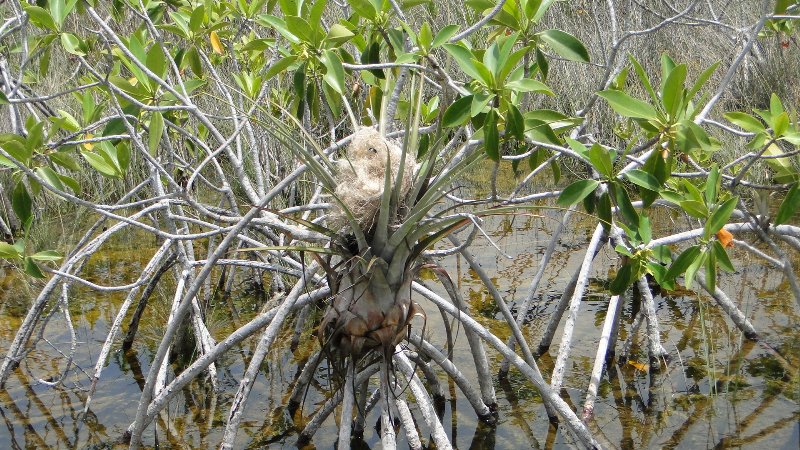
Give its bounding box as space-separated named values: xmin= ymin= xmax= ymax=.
xmin=716 ymin=228 xmax=734 ymax=247
xmin=627 ymin=360 xmax=649 ymax=372
xmin=83 ymin=133 xmax=94 ymax=151
xmin=210 ymin=31 xmax=224 ymax=55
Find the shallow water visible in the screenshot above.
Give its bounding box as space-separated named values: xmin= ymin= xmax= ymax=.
xmin=0 ymin=203 xmax=798 ymax=449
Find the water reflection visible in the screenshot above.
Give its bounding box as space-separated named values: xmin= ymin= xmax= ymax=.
xmin=0 ymin=206 xmax=798 ymax=449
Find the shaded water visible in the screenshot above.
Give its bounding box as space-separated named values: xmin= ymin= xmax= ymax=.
xmin=0 ymin=203 xmax=798 ymax=449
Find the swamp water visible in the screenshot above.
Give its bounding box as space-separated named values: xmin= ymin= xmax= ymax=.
xmin=0 ymin=200 xmax=798 ymax=449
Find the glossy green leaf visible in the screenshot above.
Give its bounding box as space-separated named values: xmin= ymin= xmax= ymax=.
xmin=775 ymin=183 xmax=800 ymax=225
xmin=597 ymin=191 xmax=612 ymax=231
xmin=598 ymin=90 xmax=658 ymax=120
xmin=724 ymin=112 xmax=765 ymax=133
xmin=348 ymin=0 xmax=377 ymax=20
xmin=610 ymin=263 xmax=634 ymax=295
xmin=661 ymin=63 xmax=686 ymax=118
xmin=538 ymin=29 xmax=589 ymax=62
xmin=484 ymin=109 xmax=500 ymax=161
xmin=442 ymin=95 xmax=473 ymax=127
xmin=12 ymin=182 xmax=32 ymax=226
xmin=624 ymin=169 xmax=660 ymax=191
xmin=443 ymin=44 xmax=486 ymax=83
xmin=81 ymin=150 xmax=119 ymax=178
xmin=1 ymin=138 xmax=32 ymax=165
xmin=557 ymin=179 xmax=600 ymax=206
xmin=23 ymin=257 xmax=45 ymax=278
xmin=30 ymin=250 xmax=63 ymax=261
xmin=587 ymin=143 xmax=613 ymax=177
xmin=36 ymin=167 xmax=65 ymax=191
xmin=321 ymin=49 xmax=345 ymax=94
xmin=326 ymin=24 xmax=354 ymax=46
xmin=432 ymin=24 xmax=459 ymax=47
xmin=24 ymin=5 xmax=58 ymax=31
xmin=505 ymin=78 xmax=553 ymax=95
xmin=0 ymin=242 xmax=19 ymax=258
xmin=628 ymin=54 xmax=658 ymax=104
xmin=471 ymin=93 xmax=493 ymax=117
xmin=687 ymin=61 xmax=719 ymax=99
xmin=49 ymin=152 xmax=79 ymax=171
xmin=665 ymin=245 xmax=701 ymax=282
xmin=684 ymin=249 xmax=706 ymax=289
xmin=712 ymin=240 xmax=735 ymax=272
xmin=614 ymin=183 xmax=639 ymax=227
xmin=505 ymin=102 xmax=524 ymax=141
xmin=705 ymin=196 xmax=738 ymax=239
xmin=60 ymin=33 xmax=85 ymax=56
xmin=705 ymin=165 xmax=719 ymax=206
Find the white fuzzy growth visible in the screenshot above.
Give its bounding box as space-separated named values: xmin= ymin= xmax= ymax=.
xmin=333 ymin=127 xmax=416 ymax=230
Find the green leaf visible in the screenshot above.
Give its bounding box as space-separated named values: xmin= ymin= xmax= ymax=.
xmin=484 ymin=109 xmax=500 ymax=162
xmin=12 ymin=182 xmax=32 ymax=228
xmin=597 ymin=191 xmax=612 ymax=231
xmin=1 ymin=137 xmax=32 ymax=165
xmin=471 ymin=93 xmax=494 ymax=117
xmin=148 ymin=111 xmax=164 ymax=156
xmin=557 ymin=179 xmax=600 ymax=206
xmin=773 ymin=112 xmax=790 ymax=137
xmin=610 ymin=263 xmax=634 ymax=295
xmin=538 ymin=29 xmax=589 ymax=62
xmin=49 ymin=152 xmax=80 ymax=171
xmin=418 ymin=22 xmax=433 ymax=50
xmin=58 ymin=174 xmax=80 ymax=193
xmin=265 ymin=55 xmax=298 ymax=79
xmin=0 ymin=90 xmax=8 ymax=105
xmin=347 ymin=0 xmax=377 ymax=20
xmin=325 ymin=24 xmax=354 ymax=46
xmin=661 ymin=63 xmax=686 ymax=118
xmin=24 ymin=257 xmax=45 ymax=278
xmin=60 ymin=33 xmax=85 ymax=56
xmin=81 ymin=150 xmax=119 ymax=178
xmin=443 ymin=44 xmax=486 ymax=83
xmin=705 ymin=196 xmax=739 ymax=239
xmin=639 ymin=215 xmax=652 ymax=244
xmin=763 ymin=143 xmax=797 ymax=183
xmin=255 ymin=15 xmax=300 ymax=44
xmin=628 ymin=54 xmax=658 ymax=104
xmin=684 ymin=249 xmax=706 ymax=289
xmin=505 ymin=78 xmax=553 ymax=95
xmin=679 ymin=200 xmax=708 ymax=219
xmin=432 ymin=24 xmax=459 ymax=47
xmin=586 ymin=143 xmax=613 ymax=177
xmin=25 ymin=5 xmax=58 ymax=31
xmin=705 ymin=249 xmax=717 ymax=292
xmin=35 ymin=167 xmax=65 ymax=191
xmin=687 ymin=61 xmax=719 ymax=100
xmin=775 ymin=183 xmax=800 ymax=225
xmin=285 ymin=16 xmax=314 ymax=44
xmin=146 ymin=45 xmax=167 ymax=79
xmin=665 ymin=245 xmax=701 ymax=282
xmin=0 ymin=242 xmax=20 ymax=258
xmin=624 ymin=169 xmax=660 ymax=191
xmin=321 ymin=49 xmax=345 ymax=94
xmin=598 ymin=90 xmax=658 ymax=120
xmin=712 ymin=240 xmax=735 ymax=273
xmin=724 ymin=112 xmax=765 ymax=133
xmin=705 ymin=165 xmax=719 ymax=206
xmin=442 ymin=95 xmax=473 ymax=127
xmin=30 ymin=250 xmax=63 ymax=261
xmin=505 ymin=102 xmax=524 ymax=141
xmin=614 ymin=183 xmax=639 ymax=227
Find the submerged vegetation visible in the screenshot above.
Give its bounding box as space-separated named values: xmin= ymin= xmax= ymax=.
xmin=0 ymin=0 xmax=799 ymax=448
